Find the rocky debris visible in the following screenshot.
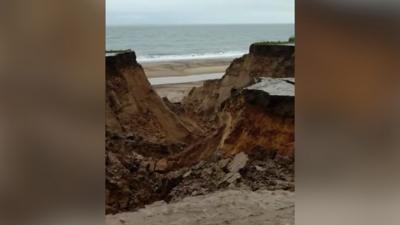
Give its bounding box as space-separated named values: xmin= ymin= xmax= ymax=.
xmin=106 ymin=189 xmax=294 ymax=225
xmin=106 ymin=142 xmax=293 ymax=214
xmin=167 ymin=149 xmax=293 ymax=202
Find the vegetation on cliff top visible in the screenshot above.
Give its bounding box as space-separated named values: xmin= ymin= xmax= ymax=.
xmin=106 ymin=49 xmax=133 ymax=54
xmin=254 ymin=36 xmax=295 ymax=46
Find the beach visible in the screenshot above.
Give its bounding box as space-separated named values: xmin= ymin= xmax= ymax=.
xmin=142 ymin=57 xmax=233 ymax=102
xmin=141 ymin=57 xmax=233 ymax=77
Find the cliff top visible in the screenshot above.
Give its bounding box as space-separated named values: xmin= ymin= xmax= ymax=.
xmin=106 ymin=51 xmax=138 ymax=75
xmin=246 ymin=78 xmax=295 ymax=96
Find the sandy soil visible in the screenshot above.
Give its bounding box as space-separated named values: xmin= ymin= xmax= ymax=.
xmin=106 ymin=189 xmax=294 ymax=225
xmin=141 ymin=58 xmax=232 ymax=78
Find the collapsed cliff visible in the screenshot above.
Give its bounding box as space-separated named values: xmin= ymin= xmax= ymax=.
xmin=165 ymin=77 xmax=294 ymax=170
xmin=106 ymin=52 xmax=202 ymax=150
xmin=106 ymin=52 xmax=203 ymax=213
xmin=182 ymin=44 xmax=294 ymax=116
xmin=106 ymin=45 xmax=295 ymax=215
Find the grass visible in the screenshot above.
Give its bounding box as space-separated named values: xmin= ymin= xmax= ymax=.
xmin=254 ymin=36 xmax=295 ymax=46
xmin=106 ymin=49 xmax=133 ymax=53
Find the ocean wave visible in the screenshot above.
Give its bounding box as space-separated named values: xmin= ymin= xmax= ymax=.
xmin=137 ymin=51 xmax=246 ymax=62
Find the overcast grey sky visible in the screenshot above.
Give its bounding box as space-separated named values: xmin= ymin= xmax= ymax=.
xmin=106 ymin=0 xmax=294 ymax=25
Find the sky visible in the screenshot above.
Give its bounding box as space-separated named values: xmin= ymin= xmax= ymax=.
xmin=106 ymin=0 xmax=294 ymax=25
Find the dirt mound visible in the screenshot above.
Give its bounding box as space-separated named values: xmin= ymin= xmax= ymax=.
xmin=182 ymin=44 xmax=294 ymax=115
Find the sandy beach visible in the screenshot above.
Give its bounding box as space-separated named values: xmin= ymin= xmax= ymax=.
xmin=141 ymin=57 xmax=233 ymax=78
xmin=141 ymin=57 xmax=234 ymax=102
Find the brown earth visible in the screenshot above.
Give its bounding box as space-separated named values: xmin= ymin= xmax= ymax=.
xmin=106 ymin=44 xmax=295 ymax=215
xmin=106 ymin=52 xmax=202 ymax=146
xmin=182 ymin=44 xmax=294 ymax=115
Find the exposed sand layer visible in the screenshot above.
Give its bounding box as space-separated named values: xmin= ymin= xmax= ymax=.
xmin=106 ymin=189 xmax=294 ymax=225
xmin=142 ymin=58 xmax=233 ymax=78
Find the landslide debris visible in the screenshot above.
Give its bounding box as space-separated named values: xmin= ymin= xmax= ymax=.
xmin=106 ymin=44 xmax=295 ymax=216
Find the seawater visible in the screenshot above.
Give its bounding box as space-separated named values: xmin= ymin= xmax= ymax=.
xmin=106 ymin=24 xmax=294 ymax=62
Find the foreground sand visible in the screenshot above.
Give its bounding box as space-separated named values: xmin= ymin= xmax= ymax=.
xmin=141 ymin=57 xmax=233 ymax=78
xmin=106 ymin=189 xmax=294 ymax=225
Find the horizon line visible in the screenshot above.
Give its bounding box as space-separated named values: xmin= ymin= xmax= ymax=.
xmin=106 ymin=22 xmax=295 ymax=27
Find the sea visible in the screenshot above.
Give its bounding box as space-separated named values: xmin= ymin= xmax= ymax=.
xmin=106 ymin=24 xmax=294 ymax=62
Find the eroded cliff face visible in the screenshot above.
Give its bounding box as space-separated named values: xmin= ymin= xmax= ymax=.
xmin=218 ymin=78 xmax=294 ymax=158
xmin=106 ymin=52 xmax=203 ymax=214
xmin=165 ymin=78 xmax=294 ymax=170
xmin=106 ymin=52 xmax=200 ymax=146
xmin=106 ymin=46 xmax=295 ymax=215
xmin=182 ymin=44 xmax=294 ymax=115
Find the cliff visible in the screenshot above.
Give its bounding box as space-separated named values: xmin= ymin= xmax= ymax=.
xmin=106 ymin=52 xmax=199 ymax=146
xmin=106 ymin=45 xmax=295 ymax=214
xmin=166 ymin=77 xmax=294 ymax=170
xmin=218 ymin=78 xmax=294 ymax=158
xmin=106 ymin=52 xmax=205 ymax=213
xmin=182 ymin=44 xmax=294 ymax=115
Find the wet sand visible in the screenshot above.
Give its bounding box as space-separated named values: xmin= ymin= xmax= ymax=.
xmin=149 ymin=73 xmax=223 ymax=85
xmin=141 ymin=57 xmax=233 ymax=78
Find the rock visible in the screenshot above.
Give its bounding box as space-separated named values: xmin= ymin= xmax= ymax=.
xmin=192 ymin=161 xmax=206 ymax=170
xmin=183 ymin=170 xmax=192 ymax=178
xmin=225 ymin=172 xmax=242 ymax=184
xmin=217 ymin=158 xmax=230 ymax=169
xmin=155 ymin=159 xmax=168 ymax=172
xmin=255 ymin=165 xmax=267 ymax=172
xmin=227 ymin=152 xmax=249 ymax=173
xmin=141 ymin=160 xmax=156 ymax=171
